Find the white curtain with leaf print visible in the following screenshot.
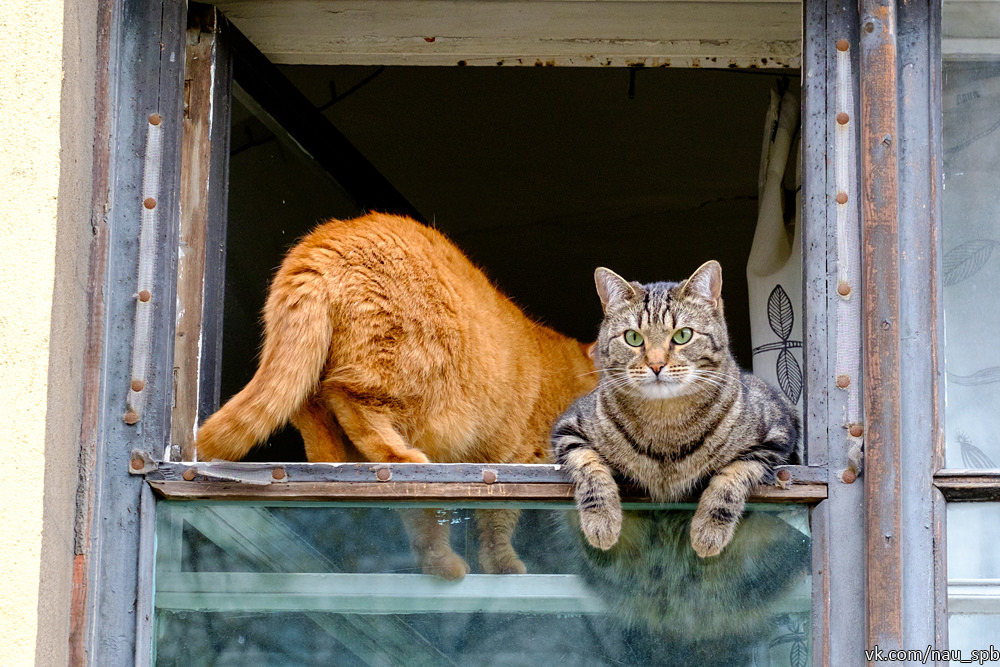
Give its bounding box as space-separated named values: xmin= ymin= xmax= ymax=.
xmin=748 ymin=85 xmax=803 ymax=419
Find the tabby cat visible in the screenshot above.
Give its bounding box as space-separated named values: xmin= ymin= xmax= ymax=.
xmin=195 ymin=213 xmax=597 ymax=578
xmin=551 ymin=261 xmax=799 ymax=557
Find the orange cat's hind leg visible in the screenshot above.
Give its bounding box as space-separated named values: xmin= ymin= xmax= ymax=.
xmin=476 ymin=508 xmax=527 ymax=575
xmin=400 ymin=508 xmax=471 ymax=580
xmin=292 ymin=398 xmax=349 ymax=462
xmin=325 ymin=388 xmax=429 ymax=464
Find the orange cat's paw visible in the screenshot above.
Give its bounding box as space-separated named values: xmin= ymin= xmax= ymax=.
xmin=579 ymin=502 xmax=622 ymax=550
xmin=479 ymin=546 xmax=527 ymax=575
xmin=421 ymin=551 xmax=471 ymax=580
xmin=690 ymin=506 xmax=738 ymax=558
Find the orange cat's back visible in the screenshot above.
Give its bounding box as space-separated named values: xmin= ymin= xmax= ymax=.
xmin=195 ymin=213 xmax=595 ymax=464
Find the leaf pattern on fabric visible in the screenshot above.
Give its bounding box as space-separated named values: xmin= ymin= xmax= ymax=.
xmin=942 ymin=239 xmax=999 ymax=286
xmin=753 ymin=284 xmax=802 ymax=404
xmin=949 ymin=367 xmax=1000 ymax=386
xmin=767 ymin=285 xmax=795 ymax=341
xmin=776 ymin=348 xmax=803 ymax=405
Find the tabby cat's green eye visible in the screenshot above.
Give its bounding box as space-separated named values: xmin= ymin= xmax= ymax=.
xmin=624 ymin=330 xmax=644 ymax=347
xmin=672 ymin=327 xmax=693 ymax=345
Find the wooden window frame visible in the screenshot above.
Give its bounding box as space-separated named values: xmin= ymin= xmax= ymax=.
xmin=74 ymin=0 xmax=977 ymax=664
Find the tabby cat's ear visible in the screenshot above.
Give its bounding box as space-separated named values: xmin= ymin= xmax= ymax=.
xmin=681 ymin=260 xmax=723 ymax=307
xmin=595 ymin=267 xmax=639 ymax=313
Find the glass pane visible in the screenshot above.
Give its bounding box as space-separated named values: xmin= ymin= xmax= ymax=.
xmin=153 ymin=501 xmax=811 ymax=666
xmin=942 ymin=4 xmax=1000 ymax=469
xmin=946 ymin=504 xmax=1000 ymax=651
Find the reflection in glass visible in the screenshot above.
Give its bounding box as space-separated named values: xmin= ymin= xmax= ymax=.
xmin=153 ymin=501 xmax=810 ymax=666
xmin=942 ymin=1 xmax=1000 ymax=468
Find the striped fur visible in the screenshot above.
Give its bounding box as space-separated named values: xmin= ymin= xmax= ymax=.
xmin=552 ymin=261 xmax=800 ymax=557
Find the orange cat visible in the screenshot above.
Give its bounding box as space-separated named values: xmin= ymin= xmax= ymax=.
xmin=195 ymin=213 xmax=596 ymax=577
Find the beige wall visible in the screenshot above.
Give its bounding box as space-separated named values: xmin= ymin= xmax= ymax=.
xmin=0 ymin=0 xmax=96 ymax=663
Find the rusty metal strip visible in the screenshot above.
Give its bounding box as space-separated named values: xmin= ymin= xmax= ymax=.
xmin=859 ymin=0 xmax=904 ymax=650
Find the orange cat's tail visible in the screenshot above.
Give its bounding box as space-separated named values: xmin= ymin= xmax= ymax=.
xmin=194 ymin=268 xmax=334 ymax=461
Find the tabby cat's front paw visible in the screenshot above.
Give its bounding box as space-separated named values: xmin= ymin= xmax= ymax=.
xmin=579 ymin=503 xmax=623 ymax=550
xmin=690 ymin=506 xmax=738 ymax=558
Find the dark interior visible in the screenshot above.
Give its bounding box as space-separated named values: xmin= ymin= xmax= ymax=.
xmin=222 ymin=65 xmax=798 ymax=460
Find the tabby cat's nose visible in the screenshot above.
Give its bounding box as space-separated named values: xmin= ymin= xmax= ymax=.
xmin=648 ymin=362 xmax=665 ymax=375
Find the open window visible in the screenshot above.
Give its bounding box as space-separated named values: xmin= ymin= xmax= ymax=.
xmin=141 ymin=3 xmax=831 ymax=663
xmin=86 ymin=0 xmax=994 ymax=661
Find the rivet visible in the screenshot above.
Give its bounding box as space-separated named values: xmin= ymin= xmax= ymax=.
xmin=836 ymin=39 xmax=850 ymax=52
xmin=841 ymin=468 xmax=858 ymax=484
xmin=837 ymin=282 xmax=851 ymax=297
xmin=143 ymin=197 xmax=157 ymax=210
xmin=131 ymin=379 xmax=145 ymax=392
xmin=182 ymin=467 xmax=197 ymax=481
xmin=376 ymin=467 xmax=391 ymax=482
xmin=272 ymin=467 xmax=286 ymax=481
xmin=483 ymin=469 xmax=498 ymax=484
xmin=864 ymin=22 xmax=874 ymax=34
xmin=836 ymin=374 xmax=851 ymax=389
xmin=130 ymin=456 xmax=145 ymax=471
xmin=138 ymin=290 xmax=151 ymax=302
xmin=124 ymin=410 xmax=140 ymax=425
xmin=836 ymin=191 xmax=849 ymax=205
xmin=836 ymin=112 xmax=850 ymax=125
xmin=776 ymin=469 xmax=791 ymax=483
xmin=850 ymin=423 xmax=864 ymax=438
xmin=148 ymin=113 xmax=162 ymax=126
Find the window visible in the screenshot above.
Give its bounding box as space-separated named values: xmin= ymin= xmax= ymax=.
xmin=938 ymin=0 xmax=1000 ymax=649
xmin=76 ymin=0 xmax=959 ymax=661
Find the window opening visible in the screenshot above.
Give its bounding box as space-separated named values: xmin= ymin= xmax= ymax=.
xmin=153 ymin=5 xmax=823 ymax=665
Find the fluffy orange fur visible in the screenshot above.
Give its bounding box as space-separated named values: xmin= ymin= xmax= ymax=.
xmin=196 ymin=212 xmax=595 ymax=465
xmin=194 ymin=213 xmax=596 ymax=578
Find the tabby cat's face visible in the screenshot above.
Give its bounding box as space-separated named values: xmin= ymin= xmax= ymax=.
xmin=593 ymin=261 xmax=730 ymax=400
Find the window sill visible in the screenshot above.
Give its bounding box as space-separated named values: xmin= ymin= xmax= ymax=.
xmin=145 ymin=462 xmax=828 ymax=503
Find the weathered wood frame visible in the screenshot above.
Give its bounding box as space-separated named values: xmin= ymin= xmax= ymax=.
xmin=75 ymin=0 xmax=995 ymax=664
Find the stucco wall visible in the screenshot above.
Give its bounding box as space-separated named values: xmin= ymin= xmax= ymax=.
xmin=0 ymin=0 xmax=96 ymax=663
